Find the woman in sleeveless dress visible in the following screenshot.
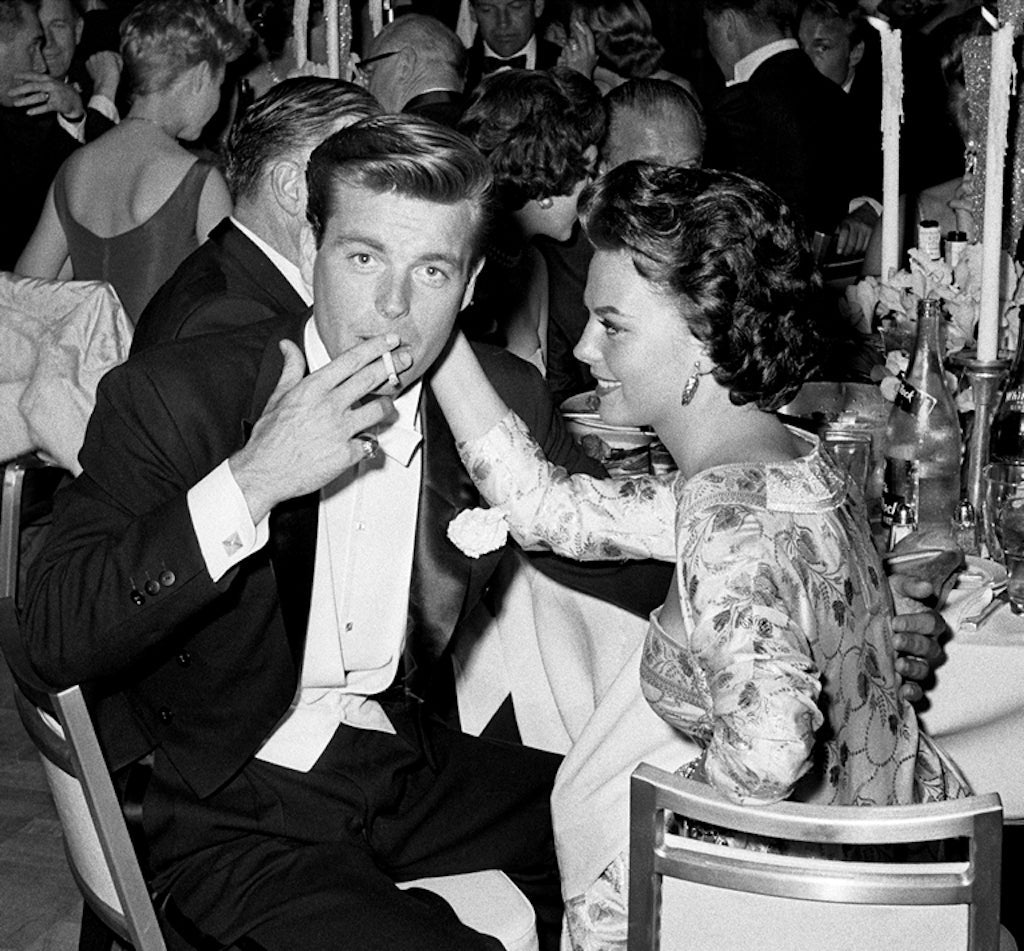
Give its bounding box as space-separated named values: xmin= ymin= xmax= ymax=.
xmin=16 ymin=0 xmax=245 ymax=324
xmin=431 ymin=164 xmax=968 ymax=950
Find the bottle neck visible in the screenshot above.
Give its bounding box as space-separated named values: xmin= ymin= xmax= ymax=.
xmin=906 ymin=299 xmax=945 ymax=382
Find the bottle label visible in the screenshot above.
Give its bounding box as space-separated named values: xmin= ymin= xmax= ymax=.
xmin=1002 ymin=387 xmax=1024 ymax=411
xmin=893 ymin=379 xmax=937 ymax=417
xmin=882 ymin=457 xmax=917 ymax=525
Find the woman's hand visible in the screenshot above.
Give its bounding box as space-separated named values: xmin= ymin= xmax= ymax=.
xmin=557 ymin=17 xmax=597 ymax=79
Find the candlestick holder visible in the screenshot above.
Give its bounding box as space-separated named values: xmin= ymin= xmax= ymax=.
xmin=955 ymin=352 xmax=1011 ymax=540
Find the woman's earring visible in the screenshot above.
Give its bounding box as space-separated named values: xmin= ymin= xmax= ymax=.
xmin=537 ymin=196 xmax=554 ymax=209
xmin=680 ymin=361 xmax=702 ymax=406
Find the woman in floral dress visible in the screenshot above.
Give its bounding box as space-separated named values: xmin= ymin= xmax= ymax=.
xmin=431 ymin=163 xmax=968 ymax=951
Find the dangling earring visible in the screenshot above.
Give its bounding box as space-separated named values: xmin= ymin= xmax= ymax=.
xmin=537 ymin=196 xmax=554 ymax=209
xmin=680 ymin=361 xmax=702 ymax=406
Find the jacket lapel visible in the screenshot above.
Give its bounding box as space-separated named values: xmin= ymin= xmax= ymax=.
xmin=242 ymin=313 xmax=318 ymax=665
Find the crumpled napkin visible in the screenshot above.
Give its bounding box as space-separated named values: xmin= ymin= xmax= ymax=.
xmin=941 ymin=583 xmax=996 ymax=633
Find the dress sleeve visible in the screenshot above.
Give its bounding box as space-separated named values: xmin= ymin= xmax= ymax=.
xmin=676 ymin=500 xmax=824 ymax=804
xmin=457 ymin=410 xmax=677 ymax=562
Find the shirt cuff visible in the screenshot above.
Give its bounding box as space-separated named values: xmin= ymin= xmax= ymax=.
xmin=57 ymin=112 xmax=86 ymax=143
xmin=187 ymin=459 xmax=270 ymax=582
xmin=87 ymin=94 xmax=119 ymax=124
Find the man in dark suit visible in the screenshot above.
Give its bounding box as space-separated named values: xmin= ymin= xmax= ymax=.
xmin=464 ymin=0 xmax=560 ymax=92
xmin=16 ymin=114 xmax=669 ymax=951
xmin=131 ymin=78 xmax=381 ymax=353
xmin=702 ymin=0 xmax=873 ymax=243
xmin=363 ymin=12 xmax=468 ymax=128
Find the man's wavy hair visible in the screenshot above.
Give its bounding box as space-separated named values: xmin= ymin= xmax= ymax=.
xmin=458 ymin=67 xmax=604 ymax=211
xmin=225 ymin=77 xmax=380 ymax=203
xmin=120 ymin=0 xmax=245 ymax=96
xmin=579 ymin=163 xmax=824 ymax=411
xmin=306 ymin=114 xmax=495 ymax=264
xmin=581 ymin=0 xmax=665 ymax=79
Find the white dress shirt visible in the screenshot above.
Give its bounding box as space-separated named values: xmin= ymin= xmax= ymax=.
xmin=483 ymin=34 xmax=537 ymax=70
xmin=187 ymin=318 xmax=424 ymax=771
xmin=727 ymin=37 xmax=799 ymax=86
xmin=230 ymin=216 xmax=313 ymax=306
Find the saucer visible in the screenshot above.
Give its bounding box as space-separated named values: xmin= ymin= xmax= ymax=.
xmin=957 ymin=556 xmax=1008 ymax=591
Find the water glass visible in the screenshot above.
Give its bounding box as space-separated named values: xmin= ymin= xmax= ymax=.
xmin=821 ymin=423 xmax=873 ymax=500
xmin=983 ymin=462 xmax=1024 ymax=613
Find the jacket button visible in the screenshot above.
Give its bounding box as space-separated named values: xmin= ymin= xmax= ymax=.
xmin=158 ymin=707 xmax=174 ymax=724
xmin=144 ymin=579 xmax=161 ymax=596
xmin=176 ymin=650 xmax=191 ymax=667
xmin=130 ymin=589 xmax=145 ymax=606
xmin=159 ymin=570 xmax=176 ymax=586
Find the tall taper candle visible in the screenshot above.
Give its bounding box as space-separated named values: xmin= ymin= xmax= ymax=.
xmin=978 ymin=21 xmax=1016 ymax=362
xmin=326 ymin=0 xmax=340 ymax=77
xmin=869 ymin=16 xmax=904 ymax=282
xmin=293 ymin=0 xmax=309 ymax=69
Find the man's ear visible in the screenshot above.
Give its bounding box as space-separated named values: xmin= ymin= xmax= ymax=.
xmin=269 ymin=159 xmax=305 ymax=217
xmin=533 ymin=0 xmax=545 ymax=21
xmin=583 ymin=143 xmax=598 ymax=173
xmin=298 ymin=222 xmax=317 ymax=289
xmin=460 ymin=257 xmax=486 ymax=311
xmin=74 ymin=14 xmax=84 ymax=44
xmin=849 ymin=38 xmax=865 ymax=70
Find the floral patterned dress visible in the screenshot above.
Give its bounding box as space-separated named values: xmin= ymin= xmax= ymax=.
xmin=454 ymin=412 xmax=968 ymax=951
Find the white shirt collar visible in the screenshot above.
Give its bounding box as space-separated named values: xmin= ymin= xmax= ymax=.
xmin=483 ymin=33 xmax=537 ymax=69
xmin=303 ymin=318 xmax=423 ymax=466
xmin=231 ymin=216 xmax=313 ymax=306
xmin=728 ymin=37 xmax=799 ymax=86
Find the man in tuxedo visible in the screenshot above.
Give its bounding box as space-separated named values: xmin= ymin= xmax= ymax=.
xmin=702 ymin=0 xmax=875 ymax=246
xmin=464 ymin=0 xmax=560 ymax=92
xmin=0 ymin=0 xmax=76 ymax=269
xmin=131 ymin=77 xmax=381 ymax=353
xmin=16 ymin=114 xmax=670 ymax=951
xmin=363 ymin=12 xmax=467 ymax=127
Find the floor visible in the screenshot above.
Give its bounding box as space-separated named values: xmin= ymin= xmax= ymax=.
xmin=0 ymin=658 xmax=81 ymax=951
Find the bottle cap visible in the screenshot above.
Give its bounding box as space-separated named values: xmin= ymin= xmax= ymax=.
xmin=954 ymin=498 xmax=975 ymax=526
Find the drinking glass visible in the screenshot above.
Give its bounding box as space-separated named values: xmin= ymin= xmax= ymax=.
xmin=983 ymin=462 xmax=1024 ymax=613
xmin=821 ymin=423 xmax=873 ymax=499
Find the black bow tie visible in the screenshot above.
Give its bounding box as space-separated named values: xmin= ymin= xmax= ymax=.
xmin=481 ymin=54 xmax=527 ymax=73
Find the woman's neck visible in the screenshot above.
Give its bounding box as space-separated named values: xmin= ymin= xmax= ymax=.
xmin=125 ymin=98 xmax=184 ymax=140
xmin=658 ymin=400 xmax=804 ymax=479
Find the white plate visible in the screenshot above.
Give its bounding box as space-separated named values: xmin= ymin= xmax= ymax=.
xmin=957 ymin=556 xmax=1008 ymax=591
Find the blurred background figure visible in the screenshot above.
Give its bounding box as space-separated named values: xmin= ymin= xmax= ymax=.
xmin=362 ymin=12 xmax=466 ymax=125
xmin=16 ymin=0 xmax=245 ymax=325
xmin=464 ymin=0 xmax=559 ymax=91
xmin=558 ymin=0 xmax=697 ymax=98
xmin=458 ymin=65 xmax=603 ymax=370
xmin=1 ymin=0 xmax=78 ymax=269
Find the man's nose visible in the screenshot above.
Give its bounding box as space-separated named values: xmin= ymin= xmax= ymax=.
xmin=497 ymin=7 xmax=511 ymax=27
xmin=376 ymin=274 xmax=411 ymax=321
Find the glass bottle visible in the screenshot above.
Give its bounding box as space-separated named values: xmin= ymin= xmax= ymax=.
xmin=881 ymin=298 xmax=963 ymax=533
xmin=990 ymin=314 xmax=1024 ymax=463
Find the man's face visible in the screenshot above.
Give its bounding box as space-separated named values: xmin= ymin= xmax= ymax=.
xmin=305 ymin=182 xmax=482 ymax=395
xmin=798 ymin=11 xmax=858 ymax=86
xmin=600 ymin=107 xmax=703 ymax=172
xmin=0 ymin=3 xmax=46 ymax=105
xmin=39 ymin=0 xmax=81 ymax=80
xmin=471 ymin=0 xmax=542 ymax=58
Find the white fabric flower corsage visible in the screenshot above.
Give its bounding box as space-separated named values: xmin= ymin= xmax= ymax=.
xmin=447 ymin=507 xmax=509 ymax=558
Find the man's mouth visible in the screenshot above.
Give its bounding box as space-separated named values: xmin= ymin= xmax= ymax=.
xmin=594 ymin=378 xmax=621 ymax=399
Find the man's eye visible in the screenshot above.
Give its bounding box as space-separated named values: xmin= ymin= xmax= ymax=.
xmin=421 ymin=265 xmax=449 ymax=284
xmin=350 ymin=253 xmax=374 ymax=266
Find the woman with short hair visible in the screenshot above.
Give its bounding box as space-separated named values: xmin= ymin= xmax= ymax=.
xmin=17 ymin=0 xmax=245 ymax=324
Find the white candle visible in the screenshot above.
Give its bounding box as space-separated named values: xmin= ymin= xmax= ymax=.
xmin=868 ymin=16 xmax=903 ymax=282
xmin=293 ymin=0 xmax=309 ymax=70
xmin=369 ymin=0 xmax=383 ymax=37
xmin=326 ymin=0 xmax=340 ymax=78
xmin=977 ymin=21 xmax=1016 ymax=362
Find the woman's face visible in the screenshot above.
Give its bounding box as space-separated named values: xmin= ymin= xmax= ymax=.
xmin=575 ymin=248 xmax=702 ymax=430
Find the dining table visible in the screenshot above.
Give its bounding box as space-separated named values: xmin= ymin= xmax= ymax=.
xmin=924 ymin=574 xmax=1024 ymax=821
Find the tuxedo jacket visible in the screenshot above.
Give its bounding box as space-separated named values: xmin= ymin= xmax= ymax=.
xmin=131 ymin=218 xmax=307 ymax=354
xmin=15 ymin=311 xmax=672 ymax=799
xmin=704 ymin=49 xmax=863 ymax=236
xmin=464 ymin=37 xmax=562 ymax=94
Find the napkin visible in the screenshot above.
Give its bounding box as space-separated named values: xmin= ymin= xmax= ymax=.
xmin=941 ymin=584 xmax=995 ymax=633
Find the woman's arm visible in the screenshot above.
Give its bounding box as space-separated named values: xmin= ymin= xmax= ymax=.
xmin=16 ymin=185 xmax=71 ymax=279
xmin=434 ymin=331 xmax=677 ymax=561
xmin=195 ymin=167 xmax=233 ymax=244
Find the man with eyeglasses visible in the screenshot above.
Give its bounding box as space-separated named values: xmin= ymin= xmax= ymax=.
xmin=361 ymin=12 xmax=467 ymax=127
xmin=464 ymin=0 xmax=559 ymax=92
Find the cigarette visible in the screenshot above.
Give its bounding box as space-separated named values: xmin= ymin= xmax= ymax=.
xmin=381 ymin=350 xmax=400 ymax=387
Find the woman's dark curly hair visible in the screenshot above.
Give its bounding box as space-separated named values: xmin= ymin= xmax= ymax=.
xmin=579 ymin=162 xmax=824 ymax=411
xmin=578 ymin=0 xmax=664 ymax=78
xmin=458 ymin=67 xmax=604 ymax=211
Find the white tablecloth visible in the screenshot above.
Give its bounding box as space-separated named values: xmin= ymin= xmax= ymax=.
xmin=924 ymin=586 xmax=1024 ymax=819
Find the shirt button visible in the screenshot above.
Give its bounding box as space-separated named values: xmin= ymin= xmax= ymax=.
xmin=144 ymin=579 xmax=161 ymax=596
xmin=159 ymin=570 xmax=176 ymax=586
xmin=158 ymin=707 xmax=174 ymax=724
xmin=356 ymin=522 xmax=366 ymax=531
xmin=176 ymin=650 xmax=192 ymax=667
xmin=130 ymin=589 xmax=145 ymax=606
xmin=345 ymin=621 xmax=353 ymax=632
